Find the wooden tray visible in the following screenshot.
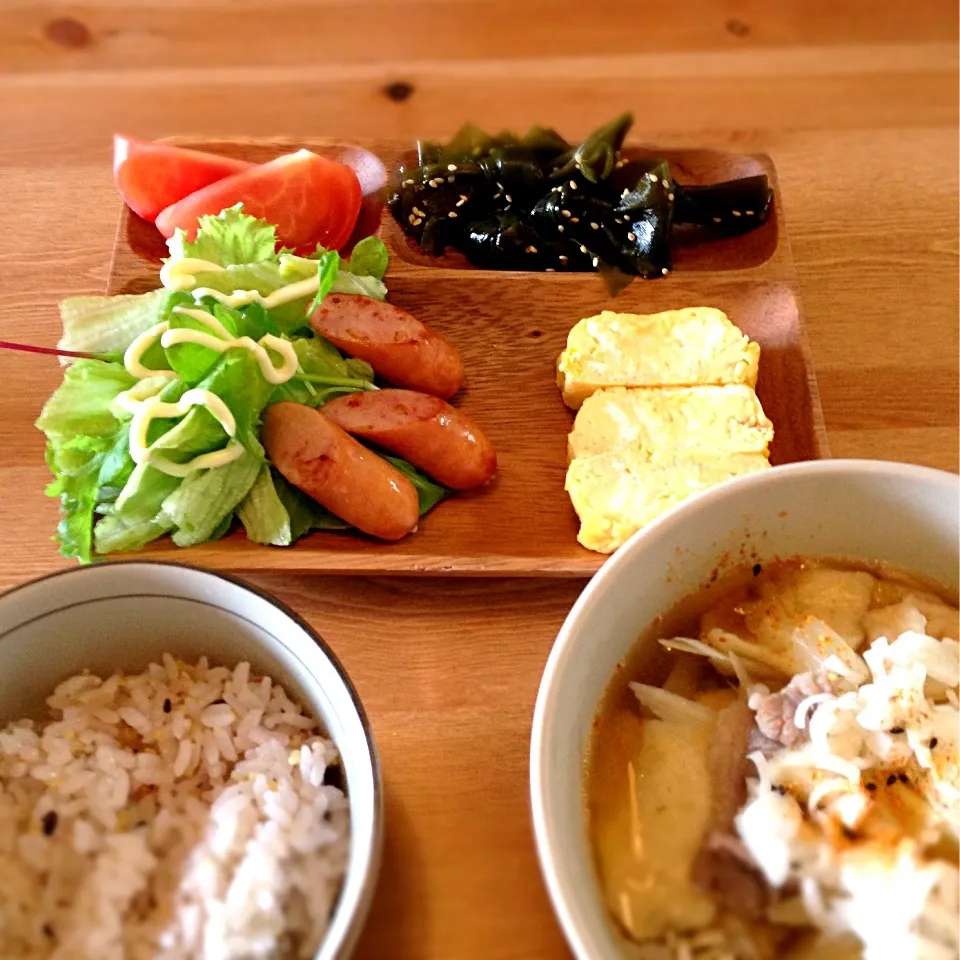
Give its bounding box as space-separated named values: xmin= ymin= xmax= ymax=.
xmin=107 ymin=138 xmax=829 ymax=577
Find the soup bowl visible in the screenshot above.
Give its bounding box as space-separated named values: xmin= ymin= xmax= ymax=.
xmin=530 ymin=459 xmax=959 ymax=959
xmin=0 ymin=560 xmax=383 ymax=960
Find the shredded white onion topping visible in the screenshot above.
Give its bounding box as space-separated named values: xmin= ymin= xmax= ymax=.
xmin=736 ymin=610 xmax=959 ymax=960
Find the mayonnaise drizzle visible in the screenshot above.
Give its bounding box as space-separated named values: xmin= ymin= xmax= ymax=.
xmin=167 ymin=307 xmax=299 ymax=385
xmin=159 ymin=258 xmax=226 ymax=291
xmin=110 ymin=375 xmax=170 ymax=418
xmin=116 ymin=304 xmax=298 ymax=477
xmin=128 ymin=388 xmax=244 ymax=478
xmin=121 ymin=308 xmax=298 ymax=387
xmin=190 ymin=274 xmax=320 ymax=311
xmin=124 ymin=322 xmax=177 ymax=381
xmin=159 ymin=253 xmax=321 ymax=311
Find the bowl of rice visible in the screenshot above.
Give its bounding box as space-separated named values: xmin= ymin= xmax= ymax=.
xmin=0 ymin=560 xmax=383 ymax=960
xmin=531 ymin=460 xmax=959 ymax=960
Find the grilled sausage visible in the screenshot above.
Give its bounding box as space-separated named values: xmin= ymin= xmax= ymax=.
xmin=322 ymin=389 xmax=497 ymax=491
xmin=263 ymin=401 xmax=419 ymax=540
xmin=309 ymin=295 xmax=465 ymax=399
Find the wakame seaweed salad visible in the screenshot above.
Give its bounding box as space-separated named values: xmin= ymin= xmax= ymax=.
xmin=388 ymin=113 xmax=773 ymax=285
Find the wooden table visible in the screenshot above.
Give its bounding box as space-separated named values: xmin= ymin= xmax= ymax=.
xmin=1 ymin=4 xmax=957 ymax=957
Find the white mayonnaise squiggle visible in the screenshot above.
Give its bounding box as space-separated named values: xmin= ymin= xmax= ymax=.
xmin=115 ymin=305 xmax=296 ymax=477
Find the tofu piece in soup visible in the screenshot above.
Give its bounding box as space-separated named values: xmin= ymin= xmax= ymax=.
xmin=590 ymin=710 xmax=717 ymax=941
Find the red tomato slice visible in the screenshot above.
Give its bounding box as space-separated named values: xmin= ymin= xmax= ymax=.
xmin=114 ymin=135 xmax=252 ymax=223
xmin=154 ymin=150 xmax=363 ymax=254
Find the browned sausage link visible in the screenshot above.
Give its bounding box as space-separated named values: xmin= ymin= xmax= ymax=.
xmin=262 ymin=401 xmax=419 ymax=541
xmin=309 ymin=294 xmax=465 ymax=399
xmin=322 ymin=389 xmax=497 ymax=491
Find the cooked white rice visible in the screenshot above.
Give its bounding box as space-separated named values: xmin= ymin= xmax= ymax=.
xmin=0 ymin=655 xmax=350 ymax=959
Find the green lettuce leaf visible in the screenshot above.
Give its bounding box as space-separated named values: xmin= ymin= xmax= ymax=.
xmin=236 ymin=465 xmax=294 ymax=546
xmin=36 ymin=359 xmax=135 ymax=442
xmin=347 ymin=236 xmax=389 ymax=280
xmin=305 ymin=251 xmax=340 ymax=314
xmin=36 ymin=359 xmax=138 ymax=562
xmin=269 ymin=337 xmax=375 ymax=408
xmin=58 ymin=289 xmax=168 ymax=355
xmin=274 ymin=471 xmax=351 ymax=538
xmin=163 ymin=450 xmax=260 ymax=547
xmin=233 ymin=302 xmax=278 ymax=340
xmin=97 ymin=349 xmax=272 ymax=553
xmin=383 ymin=455 xmax=449 ymax=515
xmin=144 ymin=348 xmax=274 ymax=459
xmin=166 ymin=203 xmax=277 ymax=266
xmin=237 ymin=467 xmax=351 ymax=546
xmin=164 ymin=305 xmax=227 ymax=386
xmin=93 ymin=466 xmax=178 ymax=555
xmin=48 ymin=448 xmax=109 ymax=563
xmin=203 ymin=348 xmax=274 ymax=457
xmin=210 ymin=302 xmax=241 ymax=338
xmin=96 ymin=427 xmax=135 ymax=502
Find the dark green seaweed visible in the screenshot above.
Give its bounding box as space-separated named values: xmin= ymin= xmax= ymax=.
xmin=388 ymin=113 xmax=773 ymax=286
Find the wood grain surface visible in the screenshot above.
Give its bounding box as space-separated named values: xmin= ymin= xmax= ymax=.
xmin=108 ymin=137 xmax=827 ymax=575
xmin=0 ymin=4 xmax=957 ymax=957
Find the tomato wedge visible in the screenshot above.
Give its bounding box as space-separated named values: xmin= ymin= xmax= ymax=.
xmin=114 ymin=135 xmax=251 ymax=223
xmin=154 ymin=150 xmax=363 ymax=254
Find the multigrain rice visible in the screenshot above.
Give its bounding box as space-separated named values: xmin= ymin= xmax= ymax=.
xmin=0 ymin=655 xmax=349 ymax=959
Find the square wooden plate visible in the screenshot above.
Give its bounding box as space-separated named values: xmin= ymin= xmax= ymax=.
xmin=107 ymin=138 xmax=828 ymax=577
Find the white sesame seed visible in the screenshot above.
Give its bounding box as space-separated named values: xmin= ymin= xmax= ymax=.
xmin=668 ymin=192 xmax=675 ymax=201
xmin=570 ymin=217 xmax=580 ymax=223
xmin=592 ymin=257 xmax=599 ymax=267
xmin=661 ymin=267 xmax=668 ymax=275
xmin=732 ymin=210 xmax=742 ymax=217
xmin=545 ymin=267 xmax=556 ymax=272
xmin=569 ymin=180 xmax=577 ymax=189
xmin=615 ymin=159 xmax=626 ymax=168
xmin=557 ymin=224 xmax=565 ymax=232
xmin=496 ymin=182 xmax=504 ymax=190
xmin=447 ymin=164 xmax=457 ymax=171
xmin=622 ymin=188 xmax=629 ymax=197
xmin=561 ymin=209 xmax=571 ymax=218
xmin=407 ymin=214 xmax=417 ymax=224
xmin=590 ymin=222 xmax=599 ymax=230
xmin=428 ymin=180 xmax=439 ymax=188
xmin=455 ymin=198 xmax=467 ymax=207
xmin=525 ymin=245 xmax=537 ymax=254
xmin=403 ymin=179 xmax=414 ymax=186
xmin=579 ymin=244 xmax=588 ymax=254
xmin=412 ymin=207 xmax=426 ymax=217
xmin=627 ymin=232 xmax=636 ymax=241
xmin=448 ymin=211 xmax=458 ymax=218
xmin=505 ymin=194 xmax=513 ymax=203
xmin=614 ymin=218 xmax=623 ymax=224
xmin=745 ymin=209 xmax=755 ymax=215
xmin=712 ymin=216 xmax=722 ymax=223
xmin=492 ymin=193 xmax=501 ymax=200
xmin=648 ymin=173 xmax=659 ymax=182
xmin=447 ymin=176 xmax=456 ymax=183
xmin=412 ymin=218 xmax=422 ymax=226
xmin=559 ymin=254 xmax=568 ymax=262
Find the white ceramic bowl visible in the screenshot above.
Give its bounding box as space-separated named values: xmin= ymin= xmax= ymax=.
xmin=530 ymin=459 xmax=959 ymax=959
xmin=0 ymin=560 xmax=383 ymax=960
